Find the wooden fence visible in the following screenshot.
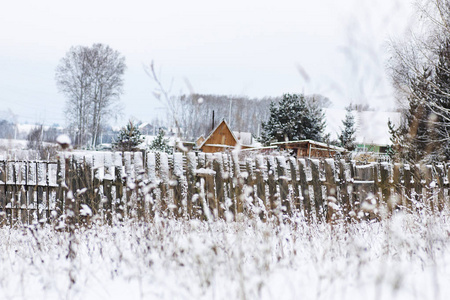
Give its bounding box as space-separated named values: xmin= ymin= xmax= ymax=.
xmin=0 ymin=151 xmax=447 ymax=226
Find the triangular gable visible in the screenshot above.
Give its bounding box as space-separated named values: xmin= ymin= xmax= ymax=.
xmin=199 ymin=119 xmax=239 ymax=150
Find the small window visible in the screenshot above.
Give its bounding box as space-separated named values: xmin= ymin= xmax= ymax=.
xmin=379 ymin=146 xmax=388 ymax=153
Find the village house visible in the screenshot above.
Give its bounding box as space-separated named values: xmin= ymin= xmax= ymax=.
xmin=196 ymin=119 xmax=256 ymax=153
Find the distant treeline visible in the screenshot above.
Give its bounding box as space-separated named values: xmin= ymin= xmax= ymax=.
xmin=172 ymin=93 xmax=331 ymax=141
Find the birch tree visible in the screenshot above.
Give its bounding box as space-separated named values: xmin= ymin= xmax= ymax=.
xmin=56 ymin=43 xmax=126 ymax=148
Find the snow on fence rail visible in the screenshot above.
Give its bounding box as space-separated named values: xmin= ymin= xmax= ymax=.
xmin=0 ymin=151 xmax=447 ymax=226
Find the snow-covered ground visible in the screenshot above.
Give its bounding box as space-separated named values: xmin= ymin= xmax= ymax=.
xmin=1 ymin=211 xmax=450 ymax=300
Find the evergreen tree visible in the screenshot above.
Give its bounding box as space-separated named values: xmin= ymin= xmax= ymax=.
xmin=339 ymin=105 xmax=356 ymax=151
xmin=113 ymin=121 xmax=143 ymax=152
xmin=259 ymin=93 xmax=325 ymax=145
xmin=149 ymin=129 xmax=173 ymax=154
xmin=389 ymin=1 xmax=450 ymax=163
xmin=389 ymin=62 xmax=445 ymax=162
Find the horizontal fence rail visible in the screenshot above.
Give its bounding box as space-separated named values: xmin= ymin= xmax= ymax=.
xmin=0 ymin=151 xmax=447 ymax=226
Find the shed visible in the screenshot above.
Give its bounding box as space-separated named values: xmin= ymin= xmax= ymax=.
xmin=271 ymin=140 xmax=346 ymax=158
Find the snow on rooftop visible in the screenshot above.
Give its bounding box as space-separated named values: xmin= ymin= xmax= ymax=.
xmin=0 ymin=138 xmax=28 ymax=150
xmin=16 ymin=124 xmax=62 ymax=134
xmin=324 ymin=108 xmax=401 ymax=146
xmin=56 ymin=134 xmax=71 ymax=146
xmin=232 ymin=131 xmax=253 ymax=146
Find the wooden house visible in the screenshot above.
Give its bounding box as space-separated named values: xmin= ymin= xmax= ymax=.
xmin=271 ymin=140 xmax=346 ymax=158
xmin=197 ymin=119 xmax=253 ymax=153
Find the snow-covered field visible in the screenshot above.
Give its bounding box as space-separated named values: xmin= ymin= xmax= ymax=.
xmin=1 ymin=210 xmax=450 ymax=300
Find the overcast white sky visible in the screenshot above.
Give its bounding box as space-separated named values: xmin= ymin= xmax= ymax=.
xmin=0 ymin=0 xmax=413 ymax=126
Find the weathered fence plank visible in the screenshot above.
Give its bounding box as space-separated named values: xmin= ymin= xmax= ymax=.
xmin=185 ymin=152 xmax=197 ymax=218
xmin=276 ymin=156 xmax=290 ymax=216
xmin=325 ymin=159 xmax=337 ymax=222
xmin=267 ymin=156 xmax=277 ymax=218
xmin=213 ymin=153 xmax=225 ymax=219
xmin=338 ymin=159 xmax=350 ymax=221
xmin=298 ymin=159 xmax=311 ymax=220
xmin=255 ymin=155 xmax=267 ymax=219
xmin=289 ymin=156 xmax=301 ymax=212
xmin=310 ymin=159 xmax=324 ymax=220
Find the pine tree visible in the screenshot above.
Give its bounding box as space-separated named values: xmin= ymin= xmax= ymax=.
xmin=149 ymin=129 xmax=173 ymax=154
xmin=389 ymin=62 xmax=445 ymax=162
xmin=259 ymin=93 xmax=325 ymax=145
xmin=339 ymin=105 xmax=356 ymax=151
xmin=113 ymin=121 xmax=144 ymax=152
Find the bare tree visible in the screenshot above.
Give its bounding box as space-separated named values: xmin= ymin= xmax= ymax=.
xmin=56 ymin=43 xmax=126 ymax=148
xmin=388 ymin=0 xmax=450 ymax=161
xmin=145 ymin=61 xmax=187 ymax=142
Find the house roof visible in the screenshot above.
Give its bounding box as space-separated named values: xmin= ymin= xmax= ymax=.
xmin=199 ymin=119 xmax=239 ymax=149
